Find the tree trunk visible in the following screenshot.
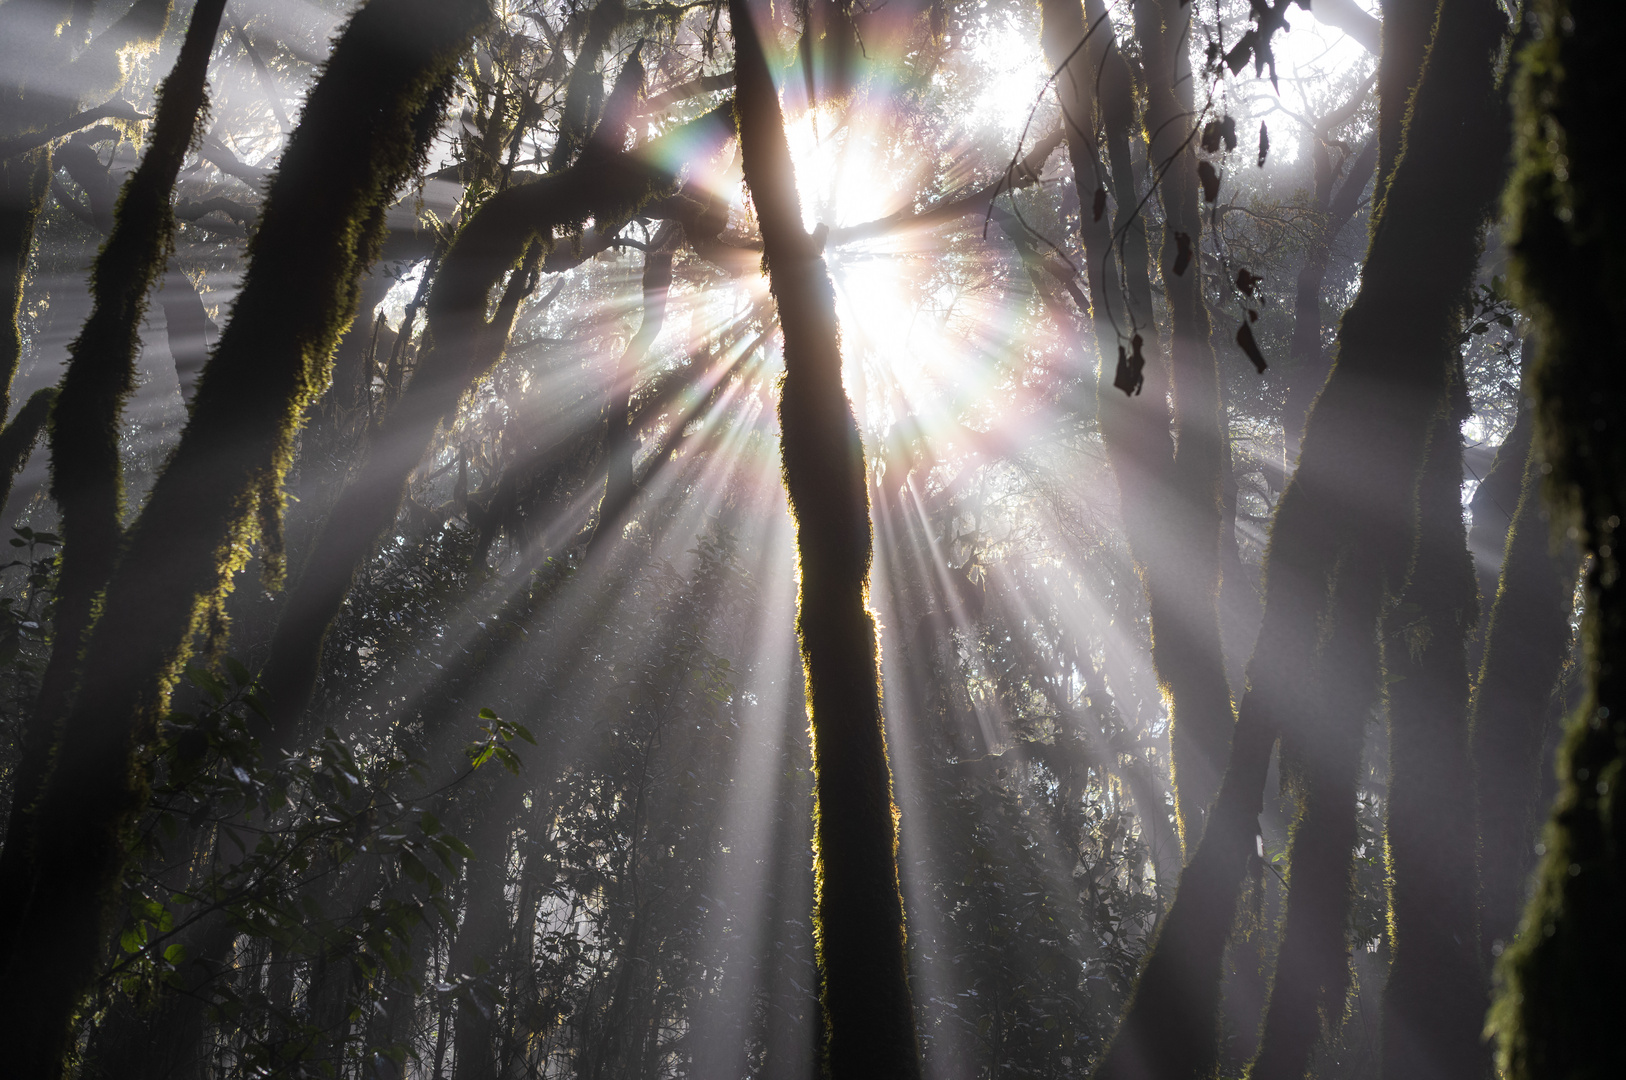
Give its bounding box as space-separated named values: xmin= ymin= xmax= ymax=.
xmin=1247 ymin=4 xmax=1507 ymax=1078
xmin=729 ymin=1 xmax=920 ymax=1076
xmin=0 ymin=0 xmax=229 ymax=929
xmin=1470 ymin=411 xmax=1578 ymax=960
xmin=1041 ymin=0 xmax=1232 ymax=853
xmin=0 ymin=384 xmax=54 ymax=514
xmin=1379 ymin=375 xmax=1488 ymax=1080
xmin=1089 ymin=0 xmax=1507 ymax=1077
xmin=0 ymin=3 xmax=491 ymax=1072
xmin=1130 ymin=0 xmax=1234 ymax=851
xmin=1490 ymin=5 xmax=1626 ymax=1075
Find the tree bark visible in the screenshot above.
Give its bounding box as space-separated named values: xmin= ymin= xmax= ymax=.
xmin=1130 ymin=0 xmax=1234 ymax=851
xmin=1490 ymin=6 xmax=1626 ymax=1073
xmin=0 ymin=0 xmax=229 ymax=924
xmin=0 ymin=4 xmax=491 ymax=1073
xmin=1470 ymin=416 xmax=1578 ymax=960
xmin=1089 ymin=1 xmax=1507 ymax=1077
xmin=1040 ymin=0 xmax=1232 ymax=854
xmin=729 ymin=1 xmax=921 ymax=1076
xmin=1379 ymin=374 xmax=1488 ymax=1080
xmin=0 ymin=384 xmax=53 ymax=515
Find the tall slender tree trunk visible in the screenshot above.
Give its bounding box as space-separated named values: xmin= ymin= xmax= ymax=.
xmin=729 ymin=1 xmax=920 ymax=1076
xmin=1247 ymin=5 xmax=1507 ymax=1079
xmin=1089 ymin=1 xmax=1507 ymax=1077
xmin=1470 ymin=415 xmax=1578 ymax=960
xmin=1130 ymin=0 xmax=1234 ymax=851
xmin=1041 ymin=0 xmax=1232 ymax=853
xmin=0 ymin=0 xmax=230 ymax=932
xmin=1379 ymin=374 xmax=1487 ymax=1080
xmin=0 ymin=4 xmax=490 ymax=1073
xmin=1491 ymin=6 xmax=1626 ymax=1076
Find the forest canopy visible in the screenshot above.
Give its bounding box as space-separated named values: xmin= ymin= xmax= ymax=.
xmin=1 ymin=1 xmax=1622 ymax=1079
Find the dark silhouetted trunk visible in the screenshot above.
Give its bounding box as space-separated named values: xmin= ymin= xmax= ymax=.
xmin=730 ymin=1 xmax=921 ymax=1076
xmin=1247 ymin=5 xmax=1506 ymax=1079
xmin=0 ymin=384 xmax=53 ymax=514
xmin=0 ymin=3 xmax=490 ymax=1072
xmin=0 ymin=0 xmax=228 ymax=981
xmin=1130 ymin=0 xmax=1233 ymax=850
xmin=1470 ymin=419 xmax=1578 ymax=960
xmin=1379 ymin=376 xmax=1488 ymax=1080
xmin=1490 ymin=11 xmax=1626 ymax=1071
xmin=1089 ymin=1 xmax=1506 ymax=1077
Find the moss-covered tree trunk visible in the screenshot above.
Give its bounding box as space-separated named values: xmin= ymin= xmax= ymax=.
xmin=1490 ymin=3 xmax=1626 ymax=1077
xmin=729 ymin=1 xmax=920 ymax=1076
xmin=0 ymin=384 xmax=54 ymax=513
xmin=1378 ymin=374 xmax=1488 ymax=1080
xmin=1088 ymin=2 xmax=1507 ymax=1078
xmin=0 ymin=3 xmax=491 ymax=1072
xmin=1245 ymin=6 xmax=1506 ymax=1079
xmin=0 ymin=0 xmax=229 ymax=934
xmin=1470 ymin=412 xmax=1578 ymax=960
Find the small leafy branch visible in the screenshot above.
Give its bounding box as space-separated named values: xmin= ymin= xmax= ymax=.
xmin=465 ymin=706 xmax=536 ymax=773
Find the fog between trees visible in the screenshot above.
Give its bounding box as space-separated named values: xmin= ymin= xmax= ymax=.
xmin=0 ymin=1 xmax=1620 ymax=1079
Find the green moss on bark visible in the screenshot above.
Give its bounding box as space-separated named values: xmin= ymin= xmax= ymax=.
xmin=0 ymin=0 xmax=229 ymax=981
xmin=0 ymin=2 xmax=492 ymax=1071
xmin=730 ymin=1 xmax=921 ymax=1076
xmin=1090 ymin=2 xmax=1507 ymax=1079
xmin=1379 ymin=374 xmax=1488 ymax=1080
xmin=1490 ymin=3 xmax=1626 ymax=1077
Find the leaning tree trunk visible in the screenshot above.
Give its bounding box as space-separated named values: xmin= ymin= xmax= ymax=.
xmin=0 ymin=384 xmax=53 ymax=513
xmin=1088 ymin=1 xmax=1507 ymax=1078
xmin=1378 ymin=370 xmax=1487 ymax=1080
xmin=1490 ymin=4 xmax=1626 ymax=1078
xmin=1246 ymin=4 xmax=1506 ymax=1079
xmin=729 ymin=1 xmax=921 ymax=1077
xmin=0 ymin=3 xmax=491 ymax=1073
xmin=0 ymin=0 xmax=230 ymax=921
xmin=1470 ymin=406 xmax=1578 ymax=961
